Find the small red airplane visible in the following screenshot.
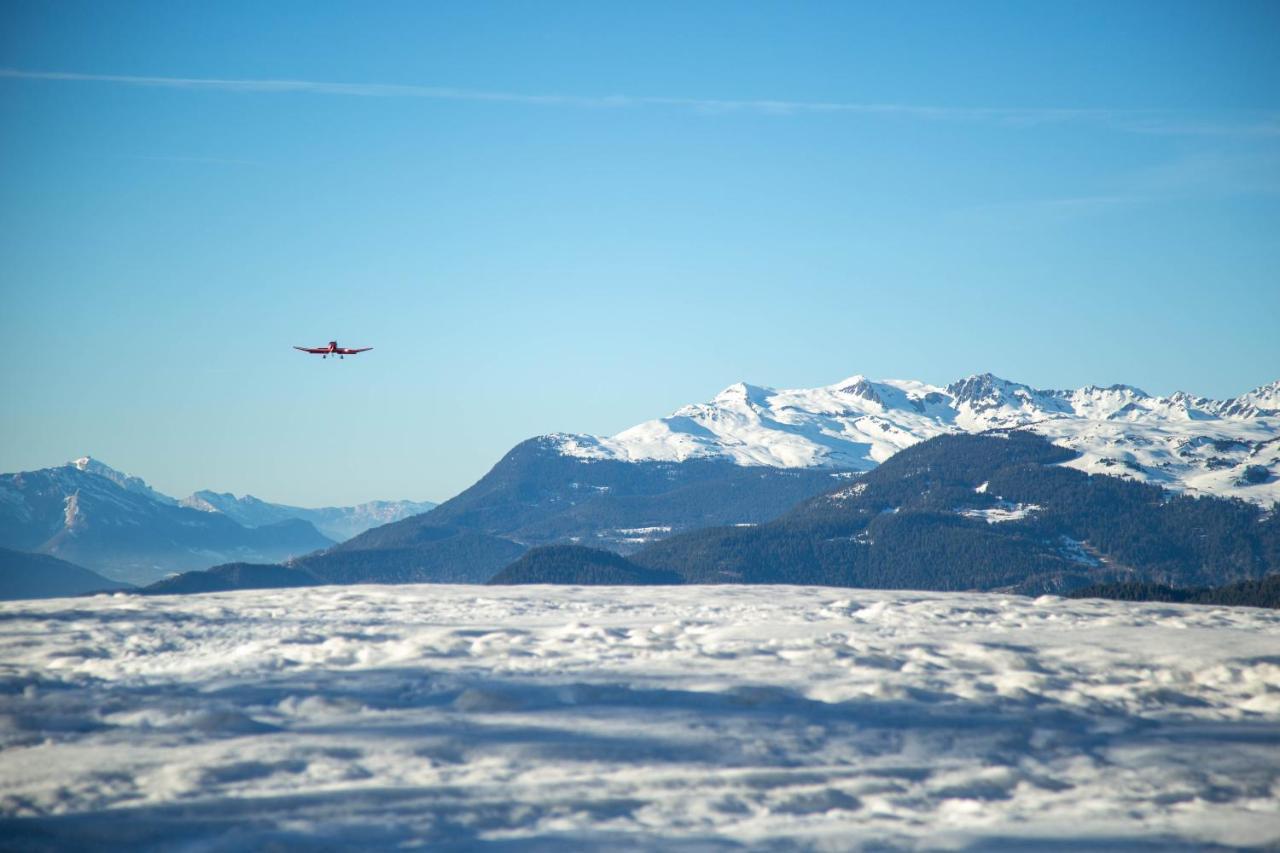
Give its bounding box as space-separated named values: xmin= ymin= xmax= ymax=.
xmin=293 ymin=341 xmax=373 ymax=359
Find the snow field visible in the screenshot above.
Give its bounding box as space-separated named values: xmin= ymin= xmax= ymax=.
xmin=0 ymin=584 xmax=1278 ymax=850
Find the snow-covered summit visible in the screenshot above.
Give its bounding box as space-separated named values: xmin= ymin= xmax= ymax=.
xmin=67 ymin=456 xmax=176 ymax=505
xmin=1220 ymin=379 xmax=1280 ymax=418
xmin=552 ymin=373 xmax=1280 ymax=505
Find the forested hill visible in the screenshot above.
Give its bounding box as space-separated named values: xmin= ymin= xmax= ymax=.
xmin=489 ymin=545 xmax=681 ymax=586
xmin=506 ymin=432 xmax=1280 ymax=596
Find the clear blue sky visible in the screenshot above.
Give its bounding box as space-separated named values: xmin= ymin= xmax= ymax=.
xmin=2 ymin=1 xmax=1278 ymax=505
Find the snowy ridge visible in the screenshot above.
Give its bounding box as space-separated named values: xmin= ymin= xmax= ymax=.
xmin=54 ymin=459 xmax=435 ymax=536
xmin=1 ymin=585 xmax=1276 ymax=848
xmin=68 ymin=456 xmax=176 ymax=506
xmin=553 ymin=373 xmax=1280 ymax=505
xmin=180 ymin=490 xmax=436 ymax=542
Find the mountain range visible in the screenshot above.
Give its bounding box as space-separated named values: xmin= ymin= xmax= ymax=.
xmin=555 ymin=373 xmax=1280 ymax=505
xmin=0 ymin=458 xmax=435 ymax=585
xmin=9 ymin=371 xmax=1277 ymax=598
xmin=281 ymin=373 xmax=1278 ymax=587
xmin=178 ymin=490 xmax=436 ymax=542
xmin=278 ymin=437 xmax=845 ymax=585
xmin=494 ymin=431 xmax=1280 ymax=596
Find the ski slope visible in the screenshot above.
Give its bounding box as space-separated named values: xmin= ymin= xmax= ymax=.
xmin=1 ymin=585 xmax=1278 ymax=850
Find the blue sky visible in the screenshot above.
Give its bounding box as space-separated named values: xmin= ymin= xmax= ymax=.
xmin=2 ymin=1 xmax=1278 ymax=505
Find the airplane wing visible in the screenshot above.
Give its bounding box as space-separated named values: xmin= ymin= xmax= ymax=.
xmin=294 ymin=346 xmax=328 ymax=354
xmin=336 ymin=347 xmax=373 ymax=354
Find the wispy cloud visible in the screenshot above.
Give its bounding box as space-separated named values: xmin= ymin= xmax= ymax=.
xmin=963 ymin=193 xmax=1146 ymax=221
xmin=4 ymin=68 xmax=1278 ymax=137
xmin=124 ymin=154 xmax=264 ymax=167
xmin=960 ymin=150 xmax=1280 ymax=223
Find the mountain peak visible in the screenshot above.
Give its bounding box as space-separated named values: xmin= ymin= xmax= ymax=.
xmin=70 ymin=455 xmax=110 ymax=474
xmin=945 ymin=373 xmax=1035 ymax=410
xmin=713 ymin=382 xmax=770 ymax=406
xmin=1076 ymin=383 xmax=1150 ymax=398
xmin=1241 ymin=379 xmax=1280 ymax=405
xmin=64 ymin=456 xmax=177 ymax=505
xmin=835 ymin=376 xmax=884 ymax=406
xmin=1254 ymin=379 xmax=1280 ymax=394
xmin=1219 ymin=379 xmax=1280 ymax=418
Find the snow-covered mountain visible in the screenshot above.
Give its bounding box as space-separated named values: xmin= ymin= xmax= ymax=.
xmin=553 ymin=373 xmax=1280 ymax=505
xmin=180 ymin=491 xmax=436 ymax=542
xmin=0 ymin=460 xmax=333 ymax=584
xmin=50 ymin=458 xmax=435 ymax=542
xmin=0 ymin=458 xmax=436 ymax=583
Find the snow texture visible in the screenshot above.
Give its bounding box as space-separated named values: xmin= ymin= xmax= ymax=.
xmin=1 ymin=585 xmax=1278 ymax=850
xmin=553 ymin=374 xmax=1280 ymax=506
xmin=958 ymin=502 xmax=1042 ymax=524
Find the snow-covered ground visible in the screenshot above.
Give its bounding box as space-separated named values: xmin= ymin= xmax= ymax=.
xmin=1 ymin=585 xmax=1278 ymax=850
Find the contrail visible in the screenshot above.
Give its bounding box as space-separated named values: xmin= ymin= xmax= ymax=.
xmin=3 ymin=68 xmax=1277 ymax=136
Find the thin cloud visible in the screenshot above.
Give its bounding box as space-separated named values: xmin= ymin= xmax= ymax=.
xmin=959 ymin=150 xmax=1280 ymax=222
xmin=126 ymin=154 xmax=264 ymax=167
xmin=4 ymin=67 xmax=1278 ymax=136
xmin=963 ymin=194 xmax=1145 ymax=221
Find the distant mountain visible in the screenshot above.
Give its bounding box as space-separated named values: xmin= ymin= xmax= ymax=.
xmin=552 ymin=374 xmax=1280 ymax=506
xmin=288 ymin=437 xmax=848 ymax=583
xmin=0 ymin=460 xmax=334 ymax=584
xmin=180 ymin=491 xmax=436 ymax=542
xmin=502 ymin=432 xmax=1280 ymax=596
xmin=410 ymin=437 xmax=847 ymax=551
xmin=164 ymin=437 xmax=849 ymax=591
xmin=110 ymin=372 xmax=1280 ymax=594
xmin=0 ymin=547 xmax=132 ymax=600
xmin=0 ymin=457 xmax=437 ymax=584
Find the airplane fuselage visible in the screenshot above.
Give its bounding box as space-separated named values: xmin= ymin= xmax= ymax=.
xmin=294 ymin=340 xmax=372 ymax=359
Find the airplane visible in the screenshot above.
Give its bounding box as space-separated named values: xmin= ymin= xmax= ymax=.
xmin=293 ymin=341 xmax=373 ymax=359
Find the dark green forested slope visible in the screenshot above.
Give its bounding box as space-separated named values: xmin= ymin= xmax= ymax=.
xmin=593 ymin=432 xmax=1280 ymax=595
xmin=1068 ymin=574 xmax=1280 ymax=608
xmin=142 ymin=562 xmax=316 ymax=595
